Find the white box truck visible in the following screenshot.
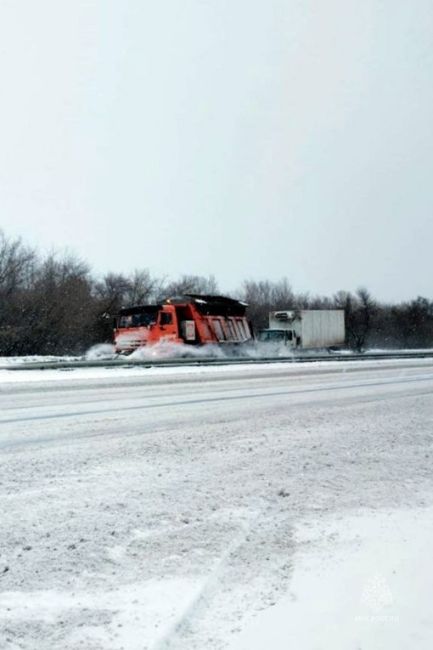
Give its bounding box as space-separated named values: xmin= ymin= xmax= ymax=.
xmin=258 ymin=310 xmax=345 ymax=350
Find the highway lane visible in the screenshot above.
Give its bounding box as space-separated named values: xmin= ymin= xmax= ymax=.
xmin=1 ymin=358 xmax=433 ymax=428
xmin=1 ymin=359 xmax=433 ymax=649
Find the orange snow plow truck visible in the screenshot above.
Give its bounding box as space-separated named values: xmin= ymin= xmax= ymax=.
xmin=114 ymin=294 xmax=253 ymax=354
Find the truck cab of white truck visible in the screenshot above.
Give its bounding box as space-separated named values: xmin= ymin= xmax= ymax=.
xmin=257 ymin=311 xmax=299 ymax=348
xmin=257 ymin=328 xmax=299 ymax=346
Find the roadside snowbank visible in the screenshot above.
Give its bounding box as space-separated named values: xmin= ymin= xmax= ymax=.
xmin=1 ymin=356 xmax=433 ymax=385
xmin=0 ymin=355 xmax=80 ymax=365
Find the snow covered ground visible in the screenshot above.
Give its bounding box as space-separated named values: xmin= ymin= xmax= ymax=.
xmin=231 ymin=506 xmax=433 ymax=650
xmin=1 ymin=359 xmax=432 ymax=648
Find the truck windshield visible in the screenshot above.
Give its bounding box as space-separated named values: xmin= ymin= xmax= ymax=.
xmin=258 ymin=330 xmax=286 ymax=342
xmin=118 ymin=313 xmax=157 ymax=328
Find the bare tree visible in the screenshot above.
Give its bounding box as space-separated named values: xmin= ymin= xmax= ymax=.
xmin=390 ymin=297 xmax=433 ymax=348
xmin=93 ymin=273 xmax=131 ymax=310
xmin=334 ymin=287 xmax=376 ymax=351
xmin=241 ymin=278 xmax=294 ymax=329
xmin=162 ymin=274 xmax=219 ymax=298
xmin=0 ymin=231 xmax=37 ymax=354
xmin=0 ymin=230 xmax=36 ymax=296
xmin=127 ymin=269 xmax=163 ymax=305
xmin=18 ymin=253 xmax=94 ymax=354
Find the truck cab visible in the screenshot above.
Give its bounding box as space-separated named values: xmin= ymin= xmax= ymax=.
xmin=257 ymin=328 xmax=297 ymax=347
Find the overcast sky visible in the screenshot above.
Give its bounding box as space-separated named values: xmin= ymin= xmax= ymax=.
xmin=0 ymin=1 xmax=432 ymax=301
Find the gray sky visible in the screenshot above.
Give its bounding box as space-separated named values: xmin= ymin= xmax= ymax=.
xmin=1 ymin=0 xmax=432 ymax=301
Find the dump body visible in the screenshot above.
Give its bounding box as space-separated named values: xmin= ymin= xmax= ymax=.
xmin=114 ymin=294 xmax=253 ymax=353
xmin=259 ymin=309 xmax=345 ymax=349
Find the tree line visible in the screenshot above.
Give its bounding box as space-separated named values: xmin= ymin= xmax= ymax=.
xmin=1 ymin=230 xmax=432 ymax=355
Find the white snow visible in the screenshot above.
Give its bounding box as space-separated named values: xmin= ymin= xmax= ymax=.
xmin=231 ymin=506 xmax=433 ymax=649
xmin=1 ymin=579 xmax=201 ymax=650
xmin=1 ymin=358 xmax=433 ymax=648
xmin=0 ymin=354 xmax=80 ymax=366
xmin=1 ymin=355 xmax=433 ymax=385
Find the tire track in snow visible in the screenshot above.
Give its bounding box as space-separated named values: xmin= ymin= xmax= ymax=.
xmin=152 ymin=511 xmax=294 ymax=650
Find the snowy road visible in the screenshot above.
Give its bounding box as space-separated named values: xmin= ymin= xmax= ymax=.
xmin=1 ymin=359 xmax=433 ymax=649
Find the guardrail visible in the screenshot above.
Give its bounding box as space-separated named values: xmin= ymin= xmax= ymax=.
xmin=2 ymin=350 xmax=433 ymax=371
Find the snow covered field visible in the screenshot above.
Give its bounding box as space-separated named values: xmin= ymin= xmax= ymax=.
xmin=1 ymin=359 xmax=433 ymax=648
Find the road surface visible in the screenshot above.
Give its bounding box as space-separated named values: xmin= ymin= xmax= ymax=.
xmin=1 ymin=359 xmax=433 ymax=649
